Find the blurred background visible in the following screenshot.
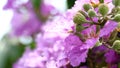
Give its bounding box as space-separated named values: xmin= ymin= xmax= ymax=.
xmin=0 ymin=0 xmax=67 ymax=40
xmin=0 ymin=0 xmax=76 ymax=68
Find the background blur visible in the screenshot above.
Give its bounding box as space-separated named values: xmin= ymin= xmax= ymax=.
xmin=0 ymin=0 xmax=76 ymax=68
xmin=0 ymin=0 xmax=67 ymax=40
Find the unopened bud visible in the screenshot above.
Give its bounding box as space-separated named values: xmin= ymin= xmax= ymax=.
xmin=98 ymin=4 xmax=109 ymax=16
xmin=73 ymin=12 xmax=87 ymax=24
xmin=113 ymin=40 xmax=120 ymax=50
xmin=113 ymin=14 xmax=120 ymax=22
xmin=112 ymin=0 xmax=120 ymax=7
xmin=78 ymin=10 xmax=88 ymax=17
xmin=76 ymin=24 xmax=85 ymax=32
xmin=83 ymin=4 xmax=92 ymax=11
xmin=88 ymin=9 xmax=96 ymax=17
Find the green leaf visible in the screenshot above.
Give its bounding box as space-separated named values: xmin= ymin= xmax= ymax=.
xmin=31 ymin=0 xmax=41 ymax=10
xmin=67 ymin=0 xmax=76 ymax=9
xmin=0 ymin=38 xmax=25 ymax=68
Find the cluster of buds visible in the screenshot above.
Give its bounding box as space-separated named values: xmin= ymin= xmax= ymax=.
xmin=73 ymin=0 xmax=120 ymax=48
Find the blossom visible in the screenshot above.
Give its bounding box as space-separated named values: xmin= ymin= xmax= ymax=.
xmin=14 ymin=33 xmax=67 ymax=68
xmin=11 ymin=0 xmax=120 ymax=67
xmin=4 ymin=0 xmax=56 ymax=36
xmin=13 ymin=48 xmax=46 ymax=68
xmin=11 ymin=11 xmax=41 ymax=36
xmin=99 ymin=21 xmax=118 ymax=37
xmin=64 ymin=34 xmax=82 ymax=48
xmin=67 ymin=46 xmax=88 ymax=66
xmin=104 ymin=49 xmax=120 ymax=64
xmin=3 ymin=0 xmax=28 ymax=9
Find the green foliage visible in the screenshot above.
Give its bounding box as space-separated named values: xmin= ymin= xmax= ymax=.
xmin=67 ymin=0 xmax=76 ymax=9
xmin=31 ymin=0 xmax=41 ymax=10
xmin=0 ymin=35 xmax=25 ymax=68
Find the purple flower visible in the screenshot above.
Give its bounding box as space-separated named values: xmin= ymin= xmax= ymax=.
xmin=14 ymin=33 xmax=67 ymax=68
xmin=64 ymin=34 xmax=82 ymax=47
xmin=3 ymin=0 xmax=28 ymax=10
xmin=104 ymin=49 xmax=119 ymax=64
xmin=40 ymin=2 xmax=55 ymax=16
xmin=81 ymin=25 xmax=97 ymax=39
xmin=99 ymin=21 xmax=118 ymax=37
xmin=92 ymin=45 xmax=108 ymax=53
xmin=67 ymin=37 xmax=98 ymax=67
xmin=67 ymin=46 xmax=88 ymax=67
xmin=5 ymin=0 xmax=56 ymax=36
xmin=11 ymin=11 xmax=41 ymax=36
xmin=13 ymin=48 xmax=47 ymax=68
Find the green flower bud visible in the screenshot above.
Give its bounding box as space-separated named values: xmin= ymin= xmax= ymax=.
xmin=113 ymin=40 xmax=120 ymax=50
xmin=78 ymin=10 xmax=88 ymax=17
xmin=112 ymin=0 xmax=120 ymax=7
xmin=73 ymin=12 xmax=87 ymax=24
xmin=88 ymin=9 xmax=96 ymax=17
xmin=98 ymin=4 xmax=109 ymax=16
xmin=76 ymin=24 xmax=85 ymax=32
xmin=113 ymin=14 xmax=120 ymax=22
xmin=83 ymin=4 xmax=92 ymax=11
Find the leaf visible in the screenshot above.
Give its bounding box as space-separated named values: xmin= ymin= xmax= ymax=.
xmin=67 ymin=0 xmax=76 ymax=9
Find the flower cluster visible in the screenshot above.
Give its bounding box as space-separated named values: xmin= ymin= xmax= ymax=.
xmin=3 ymin=0 xmax=120 ymax=68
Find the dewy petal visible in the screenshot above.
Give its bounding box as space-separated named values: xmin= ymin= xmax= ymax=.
xmin=99 ymin=21 xmax=118 ymax=37
xmin=67 ymin=46 xmax=88 ymax=67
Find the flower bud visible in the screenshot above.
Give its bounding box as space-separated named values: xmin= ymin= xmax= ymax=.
xmin=83 ymin=4 xmax=92 ymax=11
xmin=88 ymin=9 xmax=96 ymax=17
xmin=113 ymin=14 xmax=120 ymax=22
xmin=113 ymin=40 xmax=120 ymax=50
xmin=98 ymin=4 xmax=109 ymax=16
xmin=73 ymin=12 xmax=87 ymax=24
xmin=76 ymin=24 xmax=85 ymax=32
xmin=112 ymin=0 xmax=120 ymax=7
xmin=78 ymin=10 xmax=88 ymax=17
